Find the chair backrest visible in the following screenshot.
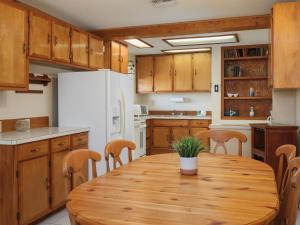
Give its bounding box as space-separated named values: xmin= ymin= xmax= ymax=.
xmin=195 ymin=129 xmax=247 ymax=156
xmin=105 ymin=139 xmax=136 ymax=172
xmin=63 ymin=149 xmax=101 ymax=193
xmin=276 ymin=145 xmax=296 ymax=194
xmin=279 ymin=157 xmax=300 ymax=225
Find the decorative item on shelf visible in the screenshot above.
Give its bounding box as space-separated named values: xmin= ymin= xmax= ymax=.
xmin=227 ymin=93 xmax=234 ymax=97
xmin=232 ymin=66 xmax=242 ymax=77
xmin=249 ymin=87 xmax=255 ymax=97
xmin=224 ymin=109 xmax=239 ymax=117
xmin=172 ymin=136 xmax=205 ymax=176
xmin=196 ymin=110 xmax=207 ymax=117
xmin=267 ymin=110 xmax=273 ymax=125
xmin=233 ymin=93 xmax=239 ymax=97
xmin=249 ymin=106 xmax=255 ymax=117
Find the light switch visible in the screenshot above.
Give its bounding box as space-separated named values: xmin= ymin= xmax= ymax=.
xmin=214 ymin=85 xmax=219 ymax=92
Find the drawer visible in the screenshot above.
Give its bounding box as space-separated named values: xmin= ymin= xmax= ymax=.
xmin=152 ymin=120 xmax=189 ymax=127
xmin=72 ymin=132 xmax=88 ymax=149
xmin=51 ymin=135 xmax=71 ymax=153
xmin=190 ymin=120 xmax=210 ymax=128
xmin=18 ymin=140 xmax=49 ymax=161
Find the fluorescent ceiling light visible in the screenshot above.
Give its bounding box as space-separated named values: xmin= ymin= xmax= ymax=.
xmin=164 ymin=34 xmax=238 ymax=46
xmin=124 ymin=39 xmax=152 ymax=48
xmin=162 ymin=48 xmax=211 ymax=54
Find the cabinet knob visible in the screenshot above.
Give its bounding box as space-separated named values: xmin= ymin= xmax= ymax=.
xmin=47 ymin=34 xmax=51 ymax=44
xmin=54 ymin=36 xmax=58 ymax=45
xmin=30 ymin=148 xmax=39 ymax=153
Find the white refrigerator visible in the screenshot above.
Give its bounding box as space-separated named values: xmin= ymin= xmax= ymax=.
xmin=58 ymin=69 xmax=134 ymax=176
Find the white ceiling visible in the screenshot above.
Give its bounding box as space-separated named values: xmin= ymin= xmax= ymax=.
xmin=19 ymin=0 xmax=277 ymax=30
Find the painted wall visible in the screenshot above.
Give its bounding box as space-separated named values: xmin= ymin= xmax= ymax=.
xmin=0 ymin=64 xmax=70 ymax=126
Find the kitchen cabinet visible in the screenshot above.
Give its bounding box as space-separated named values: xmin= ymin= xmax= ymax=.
xmin=152 ymin=127 xmax=170 ymax=148
xmin=136 ymin=56 xmax=154 ymax=93
xmin=109 ymin=41 xmax=128 ymax=74
xmin=154 ymin=55 xmax=173 ymax=92
xmin=52 ymin=20 xmax=71 ymax=63
xmin=173 ymin=54 xmax=193 ymax=92
xmin=71 ymin=28 xmax=89 ymax=67
xmin=89 ymin=35 xmax=104 ymax=69
xmin=0 ymin=1 xmax=28 ymax=90
xmin=272 ymin=2 xmax=300 ymax=88
xmin=28 ymin=11 xmax=51 ymax=59
xmin=171 ymin=127 xmax=189 ymax=143
xmin=193 ymin=52 xmax=211 ymax=91
xmin=190 ymin=128 xmax=209 ymax=146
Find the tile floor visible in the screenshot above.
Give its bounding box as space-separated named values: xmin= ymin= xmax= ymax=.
xmin=37 ymin=208 xmax=300 ymax=225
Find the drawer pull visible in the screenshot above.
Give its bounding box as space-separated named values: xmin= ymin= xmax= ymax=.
xmin=58 ymin=142 xmax=65 ymax=146
xmin=30 ymin=148 xmax=39 ymax=153
xmin=77 ymin=138 xmax=82 ymax=142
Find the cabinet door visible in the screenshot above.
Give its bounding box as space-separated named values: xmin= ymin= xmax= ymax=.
xmin=29 ymin=11 xmax=51 ymax=59
xmin=154 ymin=55 xmax=173 ymax=92
xmin=51 ymin=150 xmax=69 ymax=209
xmin=0 ymin=2 xmax=28 ymax=90
xmin=71 ymin=29 xmax=89 ymax=67
xmin=120 ymin=44 xmax=128 ymax=74
xmin=89 ymin=35 xmax=104 ymax=69
xmin=111 ymin=41 xmax=120 ymax=72
xmin=52 ymin=20 xmax=71 ymax=63
xmin=190 ymin=128 xmax=209 ymax=147
xmin=171 ymin=127 xmax=189 ymax=144
xmin=18 ymin=156 xmax=49 ymax=225
xmin=273 ymin=2 xmax=300 ymax=88
xmin=152 ymin=127 xmax=170 ymax=148
xmin=136 ymin=56 xmax=154 ymax=93
xmin=193 ymin=52 xmax=211 ymax=92
xmin=173 ymin=54 xmax=192 ymax=91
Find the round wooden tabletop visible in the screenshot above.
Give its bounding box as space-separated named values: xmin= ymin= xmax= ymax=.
xmin=67 ymin=153 xmax=279 ymax=225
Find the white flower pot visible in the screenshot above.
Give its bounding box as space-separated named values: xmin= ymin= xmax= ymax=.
xmin=180 ymin=157 xmax=198 ymax=175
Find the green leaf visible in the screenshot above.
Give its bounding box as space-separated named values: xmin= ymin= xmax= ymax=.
xmin=172 ymin=136 xmax=205 ymax=157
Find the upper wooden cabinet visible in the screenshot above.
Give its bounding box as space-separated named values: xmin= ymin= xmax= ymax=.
xmin=193 ymin=52 xmax=211 ymax=92
xmin=173 ymin=54 xmax=193 ymax=92
xmin=136 ymin=56 xmax=154 ymax=93
xmin=89 ymin=35 xmax=104 ymax=69
xmin=28 ymin=11 xmax=51 ymax=59
xmin=154 ymin=55 xmax=173 ymax=92
xmin=108 ymin=41 xmax=128 ymax=74
xmin=272 ymin=2 xmax=300 ymax=88
xmin=52 ymin=20 xmax=71 ymax=63
xmin=0 ymin=1 xmax=28 ymax=90
xmin=71 ymin=28 xmax=89 ymax=67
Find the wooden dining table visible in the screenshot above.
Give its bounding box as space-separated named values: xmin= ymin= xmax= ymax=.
xmin=67 ymin=153 xmax=279 ymax=225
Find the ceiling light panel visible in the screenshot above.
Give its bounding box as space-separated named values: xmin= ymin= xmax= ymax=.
xmin=164 ymin=34 xmax=238 ymax=46
xmin=124 ymin=39 xmax=153 ymax=48
xmin=162 ymin=48 xmax=211 ymax=54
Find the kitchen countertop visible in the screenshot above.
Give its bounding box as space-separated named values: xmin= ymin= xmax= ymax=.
xmin=146 ymin=115 xmax=212 ymax=120
xmin=0 ymin=127 xmax=89 ymax=145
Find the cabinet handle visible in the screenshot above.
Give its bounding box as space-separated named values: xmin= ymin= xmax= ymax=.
xmin=169 ymin=70 xmax=172 ymax=76
xmin=45 ymin=177 xmax=50 ymax=190
xmin=174 ymin=70 xmax=177 ymax=76
xmin=47 ymin=34 xmax=51 ymax=44
xmin=77 ymin=138 xmax=82 ymax=142
xmin=23 ymin=43 xmax=27 ymax=54
xmin=58 ymin=142 xmax=64 ymax=146
xmin=30 ymin=148 xmax=39 ymax=153
xmin=54 ymin=36 xmax=58 ymax=45
xmin=86 ymin=46 xmax=89 ymax=54
xmin=194 ymin=69 xmax=197 ymax=76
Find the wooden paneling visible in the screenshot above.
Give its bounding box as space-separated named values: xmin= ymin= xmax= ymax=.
xmin=93 ymin=15 xmax=271 ymax=39
xmin=51 ymin=135 xmax=70 ymax=153
xmin=120 ymin=43 xmax=128 ymax=74
xmin=193 ymin=52 xmax=211 ymax=91
xmin=29 ymin=11 xmax=51 ymax=59
xmin=272 ymin=2 xmax=300 ymax=88
xmin=154 ymin=55 xmax=173 ymax=92
xmin=89 ymin=35 xmax=104 ymax=69
xmin=17 ymin=140 xmax=49 ymax=161
xmin=1 ymin=116 xmax=49 ymax=132
xmin=71 ymin=29 xmax=89 ymax=67
xmin=171 ymin=127 xmax=189 ymax=143
xmin=152 ymin=119 xmax=189 ymax=127
xmin=18 ymin=156 xmax=50 ymax=225
xmin=136 ymin=56 xmax=154 ymax=93
xmin=173 ymin=54 xmax=193 ymax=91
xmin=152 ymin=127 xmax=170 ymax=148
xmin=0 ymin=1 xmax=28 ymax=90
xmin=52 ymin=20 xmax=70 ymax=63
xmin=51 ymin=150 xmax=69 ymax=208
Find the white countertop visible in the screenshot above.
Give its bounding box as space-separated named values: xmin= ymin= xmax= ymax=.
xmin=0 ymin=127 xmax=89 ymax=145
xmin=147 ymin=115 xmax=212 ymax=120
xmin=209 ymin=124 xmax=251 ymax=130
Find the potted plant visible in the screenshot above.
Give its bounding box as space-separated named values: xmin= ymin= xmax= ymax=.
xmin=172 ymin=136 xmax=205 ymax=175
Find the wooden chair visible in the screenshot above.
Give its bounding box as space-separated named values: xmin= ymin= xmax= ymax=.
xmin=195 ymin=129 xmax=247 ymax=156
xmin=105 ymin=139 xmax=136 ymax=172
xmin=63 ymin=149 xmax=101 ymax=225
xmin=276 ymin=145 xmax=296 ymax=195
xmin=277 ymin=157 xmax=300 ymax=225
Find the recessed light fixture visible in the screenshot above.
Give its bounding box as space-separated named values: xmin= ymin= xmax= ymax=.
xmin=161 ymin=48 xmax=211 ymax=54
xmin=124 ymin=39 xmax=153 ymax=48
xmin=163 ymin=34 xmax=239 ymax=47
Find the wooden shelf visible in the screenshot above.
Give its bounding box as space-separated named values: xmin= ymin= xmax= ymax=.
xmin=224 ymin=56 xmax=269 ymax=61
xmin=224 ymin=97 xmax=272 ymax=100
xmin=15 ymin=90 xmax=43 ymax=94
xmin=29 ymin=74 xmax=51 ymax=86
xmin=224 ymin=76 xmax=268 ymax=80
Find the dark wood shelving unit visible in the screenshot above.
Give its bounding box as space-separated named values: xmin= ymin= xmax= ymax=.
xmin=221 ymin=44 xmax=272 ymax=120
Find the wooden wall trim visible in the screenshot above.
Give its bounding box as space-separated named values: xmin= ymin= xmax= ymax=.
xmin=92 ymin=14 xmax=271 ymax=40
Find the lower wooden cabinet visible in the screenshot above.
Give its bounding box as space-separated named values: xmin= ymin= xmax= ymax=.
xmin=147 ymin=119 xmax=211 ymax=155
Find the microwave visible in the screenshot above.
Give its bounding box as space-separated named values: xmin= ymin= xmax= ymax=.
xmin=134 ymin=104 xmax=149 ymax=116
